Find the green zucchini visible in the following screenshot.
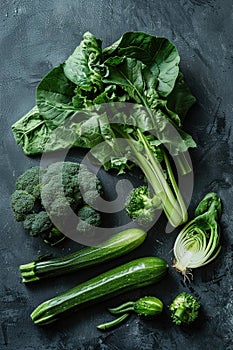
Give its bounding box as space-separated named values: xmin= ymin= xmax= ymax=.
xmin=109 ymin=296 xmax=163 ymax=317
xmin=31 ymin=257 xmax=168 ymax=325
xmin=97 ymin=296 xmax=163 ymax=330
xmin=20 ymin=228 xmax=147 ymax=283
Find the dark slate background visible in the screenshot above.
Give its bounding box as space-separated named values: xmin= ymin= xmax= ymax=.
xmin=0 ymin=0 xmax=233 ymax=349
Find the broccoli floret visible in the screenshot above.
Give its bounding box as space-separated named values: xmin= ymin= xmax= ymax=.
xmin=169 ymin=292 xmax=200 ymax=325
xmin=11 ymin=190 xmax=35 ymax=221
xmin=77 ymin=205 xmax=101 ymax=232
xmin=125 ymin=185 xmax=161 ymax=226
xmin=23 ymin=212 xmax=53 ymax=236
xmin=23 ymin=212 xmax=64 ymax=245
xmin=41 ymin=162 xmax=68 ymax=184
xmin=40 ymin=179 xmax=60 ymax=209
xmin=49 ymin=197 xmax=72 ymax=218
xmin=41 ymin=174 xmax=78 ymax=211
xmin=41 ymin=162 xmax=83 ymax=212
xmin=78 ymin=165 xmax=103 ymax=206
xmin=16 ymin=166 xmax=42 ymax=199
xmin=41 ymin=180 xmax=79 ymax=217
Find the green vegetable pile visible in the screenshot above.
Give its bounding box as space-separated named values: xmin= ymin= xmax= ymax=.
xmin=10 ymin=31 xmax=224 ymax=332
xmin=30 ymin=256 xmax=168 ymax=325
xmin=11 ymin=161 xmax=103 ymax=245
xmin=12 ymin=31 xmax=196 ymax=228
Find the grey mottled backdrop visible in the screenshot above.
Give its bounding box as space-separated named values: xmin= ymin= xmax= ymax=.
xmin=0 ymin=0 xmax=232 ymax=349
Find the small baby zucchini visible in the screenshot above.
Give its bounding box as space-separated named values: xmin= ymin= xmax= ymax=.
xmin=97 ymin=296 xmax=163 ymax=330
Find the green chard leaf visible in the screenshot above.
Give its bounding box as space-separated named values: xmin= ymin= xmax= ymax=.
xmin=167 ymin=72 xmax=196 ymax=120
xmin=12 ymin=106 xmax=51 ymax=155
xmin=63 ymin=32 xmax=104 ymax=91
xmin=104 ymin=57 xmax=160 ymax=108
xmin=12 ymin=31 xmax=196 ymax=166
xmin=36 ymin=64 xmax=76 ymax=129
xmin=103 ymin=31 xmax=180 ymax=97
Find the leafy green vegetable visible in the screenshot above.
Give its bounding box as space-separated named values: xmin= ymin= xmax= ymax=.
xmin=36 ymin=65 xmax=76 ymax=128
xmin=11 ymin=106 xmax=51 ymax=155
xmin=12 ymin=31 xmax=195 ymax=156
xmin=12 ymin=32 xmax=196 ymax=227
xmin=167 ymin=72 xmax=196 ymax=120
xmin=173 ymin=192 xmax=222 ymax=281
xmin=103 ymin=31 xmax=180 ymax=97
xmin=169 ymin=292 xmax=200 ymax=325
xmin=64 ymin=32 xmax=103 ymax=90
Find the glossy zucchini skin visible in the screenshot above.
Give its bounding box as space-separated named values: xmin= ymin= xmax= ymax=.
xmin=20 ymin=228 xmax=147 ymax=283
xmin=31 ymin=257 xmax=168 ymax=325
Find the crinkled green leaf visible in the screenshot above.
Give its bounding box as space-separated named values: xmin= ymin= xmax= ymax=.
xmin=104 ymin=57 xmax=146 ymax=104
xmin=64 ymin=32 xmax=103 ymax=90
xmin=167 ymin=72 xmax=196 ymax=120
xmin=104 ymin=57 xmax=162 ymax=109
xmin=12 ymin=31 xmax=196 ymax=161
xmin=103 ymin=31 xmax=180 ymax=97
xmin=12 ymin=106 xmax=51 ymax=155
xmin=36 ymin=64 xmax=76 ymax=129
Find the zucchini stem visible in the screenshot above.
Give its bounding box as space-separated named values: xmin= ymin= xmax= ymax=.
xmin=97 ymin=313 xmax=130 ymax=330
xmin=108 ymin=301 xmax=135 ymax=315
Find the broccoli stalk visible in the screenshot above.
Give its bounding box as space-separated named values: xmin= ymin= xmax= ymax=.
xmin=124 ymin=128 xmax=188 ymax=228
xmin=169 ymin=292 xmax=200 ymax=325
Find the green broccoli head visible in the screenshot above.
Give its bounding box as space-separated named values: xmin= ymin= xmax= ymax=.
xmin=77 ymin=205 xmax=101 ymax=232
xmin=40 ymin=177 xmax=60 ymax=208
xmin=41 ymin=179 xmax=79 ymax=218
xmin=11 ymin=162 xmax=103 ymax=244
xmin=11 ymin=190 xmax=35 ymax=221
xmin=23 ymin=212 xmax=64 ymax=245
xmin=125 ymin=185 xmax=160 ymax=226
xmin=41 ymin=162 xmax=72 ymax=185
xmin=16 ymin=166 xmax=42 ymax=199
xmin=169 ymin=292 xmax=200 ymax=325
xmin=23 ymin=211 xmax=53 ymax=236
xmin=41 ymin=162 xmax=83 ymax=211
xmin=49 ymin=197 xmax=73 ymax=218
xmin=78 ymin=165 xmax=103 ymax=206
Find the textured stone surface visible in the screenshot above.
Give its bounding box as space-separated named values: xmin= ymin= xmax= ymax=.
xmin=0 ymin=0 xmax=232 ymax=349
